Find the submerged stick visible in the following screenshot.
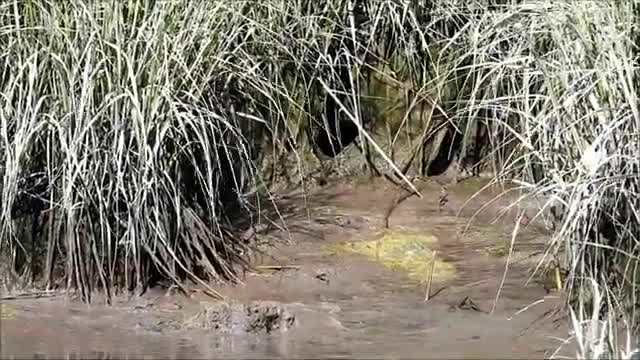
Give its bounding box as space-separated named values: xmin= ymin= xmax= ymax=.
xmin=424 ymin=250 xmax=437 ymax=301
xmin=491 ymin=210 xmax=523 ymax=314
xmin=254 ymin=265 xmax=301 ymax=271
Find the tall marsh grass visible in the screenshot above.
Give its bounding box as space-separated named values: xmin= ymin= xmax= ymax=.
xmin=456 ymin=0 xmax=640 ymax=357
xmin=0 ymin=0 xmax=450 ymax=300
xmin=1 ymin=0 xmax=638 ymax=357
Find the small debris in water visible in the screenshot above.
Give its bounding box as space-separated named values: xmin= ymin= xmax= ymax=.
xmin=315 ymin=272 xmax=330 ymax=284
xmin=457 ymin=296 xmax=486 ymax=313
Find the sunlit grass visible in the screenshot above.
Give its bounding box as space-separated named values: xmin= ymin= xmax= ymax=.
xmin=0 ymin=0 xmax=436 ymax=301
xmin=1 ymin=0 xmax=638 ymax=357
xmin=461 ymin=1 xmax=639 ymax=357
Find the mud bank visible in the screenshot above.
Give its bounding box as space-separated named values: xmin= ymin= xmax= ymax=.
xmin=1 ymin=177 xmax=573 ymax=359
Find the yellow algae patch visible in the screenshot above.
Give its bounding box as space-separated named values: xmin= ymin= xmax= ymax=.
xmin=0 ymin=303 xmax=18 ymax=320
xmin=329 ymin=230 xmax=456 ymax=283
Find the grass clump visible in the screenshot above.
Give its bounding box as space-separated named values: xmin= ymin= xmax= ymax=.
xmin=447 ymin=0 xmax=640 ymax=357
xmin=0 ymin=0 xmax=445 ymax=302
xmin=1 ymin=0 xmax=277 ymax=301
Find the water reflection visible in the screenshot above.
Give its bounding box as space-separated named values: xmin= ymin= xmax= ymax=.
xmin=22 ymin=348 xmax=199 ymax=360
xmin=0 ymin=279 xmax=567 ymax=360
xmin=11 ymin=334 xmax=359 ymax=360
xmin=7 ymin=340 xmax=203 ymax=360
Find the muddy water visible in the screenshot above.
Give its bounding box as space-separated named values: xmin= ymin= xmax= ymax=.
xmin=1 ymin=177 xmax=573 ymax=359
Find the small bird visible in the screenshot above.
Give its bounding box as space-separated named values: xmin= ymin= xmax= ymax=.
xmin=438 ymin=187 xmax=448 ymax=213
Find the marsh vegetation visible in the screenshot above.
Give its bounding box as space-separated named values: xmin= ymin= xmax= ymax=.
xmin=1 ymin=0 xmax=639 ymax=358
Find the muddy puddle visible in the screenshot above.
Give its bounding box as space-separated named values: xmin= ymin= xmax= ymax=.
xmin=1 ymin=177 xmax=574 ymax=359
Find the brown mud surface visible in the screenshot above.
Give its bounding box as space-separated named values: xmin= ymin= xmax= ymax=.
xmin=1 ymin=176 xmax=573 ymax=359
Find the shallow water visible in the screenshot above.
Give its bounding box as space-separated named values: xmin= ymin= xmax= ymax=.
xmin=1 ymin=269 xmax=565 ymax=359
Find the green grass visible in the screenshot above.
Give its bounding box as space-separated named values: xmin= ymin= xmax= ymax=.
xmin=1 ymin=0 xmax=639 ymax=357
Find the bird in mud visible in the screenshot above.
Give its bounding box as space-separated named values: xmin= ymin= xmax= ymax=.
xmin=438 ymin=187 xmax=449 ymax=213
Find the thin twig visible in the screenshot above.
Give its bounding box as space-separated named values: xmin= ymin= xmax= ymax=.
xmin=424 ymin=250 xmax=437 ymax=301
xmin=491 ymin=209 xmax=525 ymax=315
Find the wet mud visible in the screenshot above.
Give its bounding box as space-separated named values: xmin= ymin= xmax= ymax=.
xmin=1 ymin=176 xmax=573 ymax=359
